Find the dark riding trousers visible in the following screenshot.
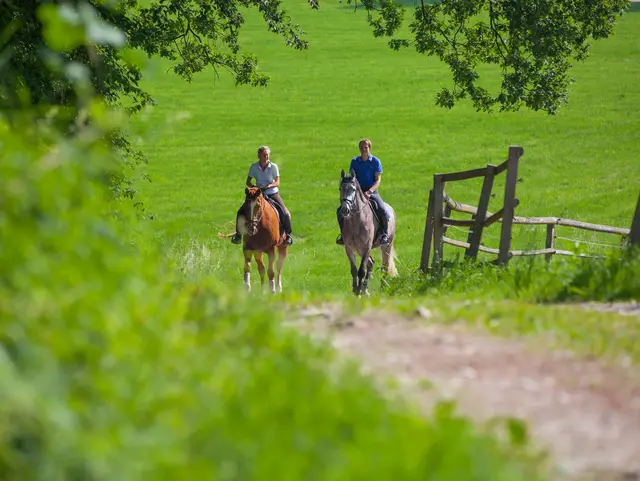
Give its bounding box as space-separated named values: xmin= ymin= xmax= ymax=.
xmin=365 ymin=190 xmax=392 ymax=221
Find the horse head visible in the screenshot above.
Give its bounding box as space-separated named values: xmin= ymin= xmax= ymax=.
xmin=243 ymin=186 xmax=264 ymax=235
xmin=339 ymin=168 xmax=364 ymax=217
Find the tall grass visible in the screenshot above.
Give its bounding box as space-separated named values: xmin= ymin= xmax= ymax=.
xmin=384 ymin=247 xmax=640 ymax=302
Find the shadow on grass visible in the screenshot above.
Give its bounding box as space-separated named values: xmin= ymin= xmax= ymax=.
xmin=338 ymin=0 xmax=640 ymax=12
xmin=337 ymin=0 xmax=439 ymax=10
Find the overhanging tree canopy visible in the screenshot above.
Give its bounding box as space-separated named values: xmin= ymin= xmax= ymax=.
xmin=1 ymin=0 xmax=632 ymax=131
xmin=350 ymin=0 xmax=631 ymax=114
xmin=0 ymin=0 xmax=317 ymax=114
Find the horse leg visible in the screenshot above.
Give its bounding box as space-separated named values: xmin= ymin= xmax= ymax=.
xmin=255 ymin=253 xmax=266 ymax=290
xmin=275 ymin=246 xmax=288 ymax=293
xmin=345 ymin=247 xmax=359 ymax=295
xmin=357 ymin=250 xmax=372 ymax=297
xmin=362 ymin=255 xmax=375 ymax=296
xmin=243 ymin=250 xmax=252 ymax=292
xmin=267 ymin=249 xmax=277 ymax=293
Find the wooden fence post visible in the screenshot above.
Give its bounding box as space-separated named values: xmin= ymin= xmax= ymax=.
xmin=420 ymin=189 xmax=435 ymax=272
xmin=629 ymin=190 xmax=640 ymax=245
xmin=466 ymin=164 xmax=496 ymax=260
xmin=630 ymin=191 xmax=640 ymax=246
xmin=545 ymin=224 xmax=555 ymax=262
xmin=498 ymin=146 xmax=523 ymax=265
xmin=431 ymin=175 xmax=445 ymax=269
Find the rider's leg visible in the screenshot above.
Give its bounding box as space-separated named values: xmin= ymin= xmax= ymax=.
xmin=369 ymin=191 xmax=390 ymax=244
xmin=269 ymin=192 xmax=293 ymax=245
xmin=232 ymin=206 xmax=244 ymax=244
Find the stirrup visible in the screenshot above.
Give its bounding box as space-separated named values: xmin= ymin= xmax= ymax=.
xmin=336 ymin=234 xmax=344 ymax=245
xmin=378 ymin=234 xmax=390 ymax=245
xmin=231 ymin=233 xmax=242 ymax=244
xmin=285 ymin=235 xmax=293 ymax=246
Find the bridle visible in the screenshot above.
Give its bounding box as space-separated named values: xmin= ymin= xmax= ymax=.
xmin=340 ymin=177 xmax=366 ymax=217
xmin=250 ymin=197 xmax=263 ymax=227
xmin=244 ymin=191 xmax=264 ymax=234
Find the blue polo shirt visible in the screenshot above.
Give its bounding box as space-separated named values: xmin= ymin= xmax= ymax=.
xmin=349 ymin=155 xmax=383 ymax=191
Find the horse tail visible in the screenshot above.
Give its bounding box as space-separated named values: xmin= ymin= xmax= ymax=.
xmin=383 ymin=243 xmax=398 ymax=277
xmin=218 ymin=231 xmax=237 ymax=239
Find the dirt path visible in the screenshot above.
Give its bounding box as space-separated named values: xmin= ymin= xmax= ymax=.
xmin=293 ymin=306 xmax=640 ymax=480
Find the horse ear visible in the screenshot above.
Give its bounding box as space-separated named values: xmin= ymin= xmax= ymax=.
xmin=349 ymin=168 xmax=356 ymax=178
xmin=245 ymin=187 xmax=249 ymax=195
xmin=340 ymin=169 xmax=345 ymax=178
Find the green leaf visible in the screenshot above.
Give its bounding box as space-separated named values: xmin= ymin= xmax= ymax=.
xmin=79 ymin=4 xmax=127 ymax=48
xmin=37 ymin=4 xmax=85 ymax=52
xmin=506 ymin=417 xmax=529 ymax=447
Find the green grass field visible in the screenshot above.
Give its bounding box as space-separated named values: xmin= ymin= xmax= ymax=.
xmin=132 ymin=0 xmax=640 ymax=295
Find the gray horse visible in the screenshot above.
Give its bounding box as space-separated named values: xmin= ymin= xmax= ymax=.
xmin=339 ymin=168 xmax=397 ymax=296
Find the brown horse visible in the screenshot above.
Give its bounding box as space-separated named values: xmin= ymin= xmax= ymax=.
xmin=339 ymin=169 xmax=397 ymax=296
xmin=219 ymin=187 xmax=289 ymax=293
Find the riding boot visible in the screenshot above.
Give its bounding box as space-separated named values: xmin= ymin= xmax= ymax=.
xmin=336 ymin=206 xmax=345 ymax=245
xmin=378 ymin=211 xmax=390 ymax=245
xmin=232 ymin=207 xmax=244 ymax=244
xmin=284 ymin=213 xmax=294 ymax=245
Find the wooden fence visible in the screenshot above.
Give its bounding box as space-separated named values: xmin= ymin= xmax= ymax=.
xmin=420 ymin=146 xmax=640 ymax=272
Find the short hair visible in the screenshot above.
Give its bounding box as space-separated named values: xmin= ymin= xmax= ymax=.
xmin=358 ymin=138 xmax=372 ymax=149
xmin=257 ymin=145 xmax=270 ymax=157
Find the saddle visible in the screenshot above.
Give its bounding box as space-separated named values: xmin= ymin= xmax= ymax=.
xmin=368 ymin=198 xmax=381 ymax=223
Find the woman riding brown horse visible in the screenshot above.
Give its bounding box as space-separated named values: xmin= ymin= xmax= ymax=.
xmin=219 ymin=186 xmax=289 ymax=293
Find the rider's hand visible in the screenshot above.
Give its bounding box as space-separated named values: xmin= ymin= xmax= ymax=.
xmin=364 ymin=190 xmax=371 ymax=199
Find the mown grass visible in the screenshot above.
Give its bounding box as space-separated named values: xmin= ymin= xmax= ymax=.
xmin=132 ymin=0 xmax=640 ymax=295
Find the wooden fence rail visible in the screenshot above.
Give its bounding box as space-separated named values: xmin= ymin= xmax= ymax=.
xmin=420 ymin=146 xmax=639 ymax=272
